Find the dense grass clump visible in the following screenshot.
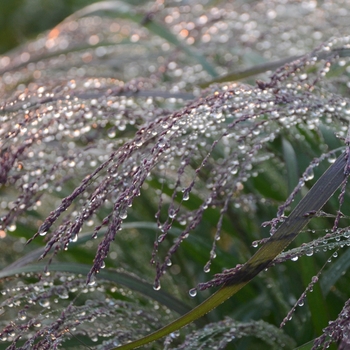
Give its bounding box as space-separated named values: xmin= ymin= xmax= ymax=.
xmin=1 ymin=1 xmax=350 ymax=349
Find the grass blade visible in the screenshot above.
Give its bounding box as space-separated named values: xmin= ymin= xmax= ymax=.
xmin=320 ymin=248 xmax=350 ymax=295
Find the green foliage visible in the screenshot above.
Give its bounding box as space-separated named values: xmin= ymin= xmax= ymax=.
xmin=1 ymin=1 xmax=350 ymax=349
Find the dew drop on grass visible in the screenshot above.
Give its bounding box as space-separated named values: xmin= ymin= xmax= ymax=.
xmin=108 ymin=129 xmax=116 ymax=138
xmin=70 ymin=234 xmax=78 ymax=242
xmin=303 ymin=168 xmax=314 ymax=181
xmin=189 ymin=288 xmax=197 ymax=297
xmin=328 ymin=153 xmax=336 ymax=163
xmin=57 ymin=290 xmax=69 ymax=299
xmin=7 ymin=224 xmax=16 ymax=232
xmin=39 ymin=299 xmax=50 ymax=308
xmin=18 ymin=310 xmax=26 ymax=320
xmin=119 ymin=210 xmax=128 ymax=219
xmin=182 ymin=190 xmax=190 ymax=201
xmin=291 ymin=256 xmax=299 ymax=261
xmin=306 ymin=249 xmax=314 ymax=256
xmin=153 ymin=281 xmax=161 ymax=291
xmin=88 ymin=276 xmax=96 ymax=286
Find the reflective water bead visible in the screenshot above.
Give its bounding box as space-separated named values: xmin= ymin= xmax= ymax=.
xmin=303 ymin=168 xmax=314 ymax=181
xmin=168 ymin=209 xmax=176 ymax=219
xmin=189 ymin=288 xmax=197 ymax=297
xmin=88 ymin=276 xmax=96 ymax=286
xmin=119 ymin=210 xmax=128 ymax=219
xmin=182 ymin=190 xmax=190 ymax=201
xmin=153 ymin=281 xmax=161 ymax=291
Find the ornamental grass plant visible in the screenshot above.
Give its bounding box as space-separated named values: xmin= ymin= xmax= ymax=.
xmin=1 ymin=1 xmax=350 ymax=349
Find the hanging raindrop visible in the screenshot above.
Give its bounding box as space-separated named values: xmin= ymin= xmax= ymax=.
xmin=189 ymin=288 xmax=197 ymax=297
xmin=153 ymin=281 xmax=161 ymax=291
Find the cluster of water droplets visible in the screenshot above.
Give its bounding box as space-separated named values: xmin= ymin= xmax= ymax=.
xmin=166 ymin=317 xmax=295 ymax=350
xmin=313 ymin=297 xmax=350 ymax=349
xmin=1 ymin=34 xmax=350 ymax=292
xmin=0 ymin=271 xmax=173 ymax=349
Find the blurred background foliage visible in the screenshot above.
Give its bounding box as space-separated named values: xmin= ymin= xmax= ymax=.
xmin=1 ymin=1 xmax=350 ymax=349
xmin=0 ymin=0 xmax=102 ymax=54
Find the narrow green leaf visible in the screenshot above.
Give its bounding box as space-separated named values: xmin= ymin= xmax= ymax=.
xmin=200 ymin=47 xmax=350 ymax=88
xmin=282 ymin=138 xmax=299 ymax=195
xmin=114 ymin=151 xmax=347 ymax=349
xmin=283 ymin=138 xmax=328 ymax=334
xmin=200 ymin=55 xmax=300 ymax=88
xmin=320 ymin=247 xmax=350 ymax=295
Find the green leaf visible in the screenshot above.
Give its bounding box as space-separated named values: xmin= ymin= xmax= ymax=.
xmin=320 ymin=247 xmax=350 ymax=295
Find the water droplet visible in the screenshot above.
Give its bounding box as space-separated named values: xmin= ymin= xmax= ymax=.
xmin=88 ymin=276 xmax=96 ymax=286
xmin=170 ymin=331 xmax=180 ymax=339
xmin=7 ymin=224 xmax=16 ymax=232
xmin=70 ymin=234 xmax=78 ymax=242
xmin=108 ymin=129 xmax=116 ymax=138
xmin=252 ymin=241 xmax=259 ymax=248
xmin=39 ymin=299 xmax=50 ymax=308
xmin=168 ymin=209 xmax=176 ymax=219
xmin=57 ymin=290 xmax=69 ymax=299
xmin=119 ymin=210 xmax=127 ymax=219
xmin=298 ymin=300 xmax=304 ymax=307
xmin=332 ymin=252 xmax=338 ymax=258
xmin=189 ymin=288 xmax=197 ymax=297
xmin=303 ymin=168 xmax=314 ymax=181
xmin=291 ymin=256 xmax=299 ymax=261
xmin=305 ymin=249 xmax=313 ymax=257
xmin=18 ymin=310 xmax=26 ymax=320
xmin=166 ymin=259 xmax=172 ymax=266
xmin=203 ymin=264 xmax=210 ymax=273
xmin=328 ymin=153 xmax=336 ymax=163
xmin=153 ymin=281 xmax=161 ymax=291
xmin=182 ymin=190 xmax=190 ymax=201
